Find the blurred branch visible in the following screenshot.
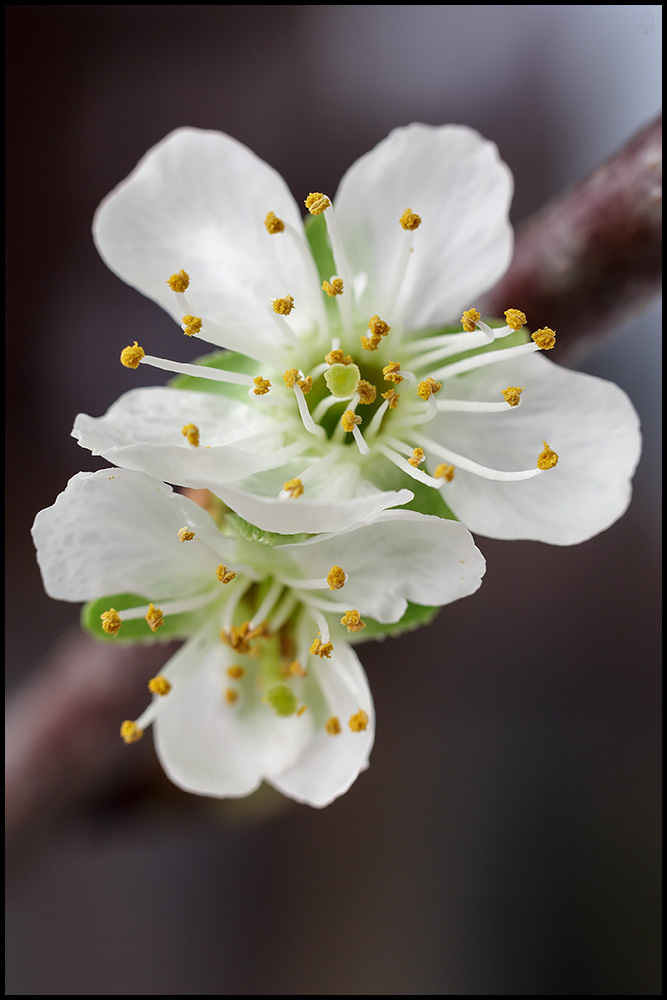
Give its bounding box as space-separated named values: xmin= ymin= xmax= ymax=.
xmin=6 ymin=119 xmax=662 ymax=847
xmin=485 ymin=115 xmax=662 ymax=362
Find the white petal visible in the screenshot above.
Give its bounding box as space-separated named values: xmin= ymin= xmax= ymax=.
xmin=154 ymin=627 xmax=310 ymax=799
xmin=268 ymin=636 xmax=374 ymax=808
xmin=94 ymin=128 xmax=322 ymax=359
xmin=216 ymin=479 xmax=414 ymax=536
xmin=335 ymin=123 xmax=513 ymax=328
xmin=31 ymin=470 xmax=229 ymax=601
xmin=73 ymin=387 xmax=297 ymax=486
xmin=281 ymin=510 xmax=485 ymax=621
xmin=432 ymin=354 xmax=642 ymax=543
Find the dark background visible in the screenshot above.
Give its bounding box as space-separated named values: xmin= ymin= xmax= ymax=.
xmin=6 ymin=6 xmax=661 ymax=995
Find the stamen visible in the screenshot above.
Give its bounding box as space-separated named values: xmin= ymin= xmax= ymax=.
xmin=281 ymin=478 xmax=304 ymax=499
xmin=461 ymin=308 xmax=481 ymax=332
xmin=356 ymin=380 xmax=377 ymax=405
xmin=310 ymin=637 xmax=334 ymax=659
xmin=501 ymin=386 xmax=524 ymax=407
xmin=325 ymin=716 xmax=342 ymax=735
xmin=429 ymin=340 xmax=545 ymax=383
xmin=264 ymin=211 xmax=285 ymax=234
xmin=325 ymin=348 xmax=353 ymax=366
xmin=326 ymin=566 xmax=347 ymax=590
xmin=298 ymin=375 xmax=313 ymax=394
xmin=100 ymin=608 xmax=122 ymax=636
xmin=148 ymin=675 xmax=172 ymax=696
xmin=434 ymin=463 xmax=455 ymax=482
xmin=504 ymin=308 xmax=527 ymax=330
xmin=227 ymin=664 xmax=245 ymax=679
xmin=272 ymin=295 xmax=295 ymax=316
xmin=418 ymin=434 xmax=556 ymax=482
xmin=378 ymin=442 xmax=447 ymax=488
xmin=120 ymin=720 xmax=143 ymax=744
xmin=293 ymin=383 xmax=325 ymax=437
xmin=532 ymin=327 xmax=557 ymax=350
xmin=341 ymin=409 xmax=362 ymax=433
xmin=383 ymin=362 xmax=404 ymax=384
xmin=215 ymin=564 xmax=237 ymax=584
xmin=304 ymin=192 xmax=331 ymax=215
xmin=381 ymin=389 xmax=400 ymax=409
xmin=349 ymin=710 xmax=369 ymax=732
xmin=537 ymin=441 xmax=559 ymax=470
xmin=417 ymin=378 xmax=442 ymax=401
xmin=181 ymin=423 xmax=200 ymax=447
xmin=296 ymin=705 xmax=308 ymax=717
xmin=225 ymin=688 xmax=239 ymax=704
xmin=253 ymin=376 xmax=271 ymax=396
xmin=145 ymin=603 xmax=164 ymax=632
xmin=120 ymin=342 xmax=145 ymax=369
xmin=361 ymin=332 xmax=383 ymax=352
xmin=178 ymin=526 xmax=196 ymax=542
xmin=340 ymin=610 xmax=366 ymax=633
xmin=399 ymin=208 xmax=422 ymax=231
xmin=268 ymin=590 xmax=298 ymax=633
xmin=181 ymin=314 xmax=202 ymax=337
xmin=365 ymin=399 xmax=390 ymax=438
xmin=322 ymin=277 xmax=344 ymax=297
xmin=289 ymin=661 xmax=307 ymax=677
xmin=249 ymin=579 xmax=284 ymax=630
xmin=408 ymin=447 xmax=426 ymax=468
xmin=167 ymin=270 xmax=190 ymax=293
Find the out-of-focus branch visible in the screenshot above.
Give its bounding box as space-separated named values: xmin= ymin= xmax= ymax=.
xmin=5 ymin=631 xmax=177 ymax=850
xmin=486 ymin=115 xmax=662 ymax=362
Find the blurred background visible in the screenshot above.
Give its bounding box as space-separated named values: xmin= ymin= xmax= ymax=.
xmin=6 ymin=5 xmax=661 ymax=995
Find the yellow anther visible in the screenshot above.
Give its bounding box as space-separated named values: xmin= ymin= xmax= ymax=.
xmin=461 ymin=308 xmax=481 ymax=332
xmin=322 ymin=277 xmax=344 ymax=297
xmin=368 ymin=315 xmax=391 ymax=339
xmin=341 ymin=410 xmax=362 ymax=433
xmin=264 ymin=211 xmax=285 ymax=234
xmin=501 ymin=386 xmax=524 ymax=407
xmin=100 ymin=608 xmax=122 ymax=636
xmin=326 ymin=565 xmax=346 ymax=590
xmin=349 ymin=709 xmax=369 ymax=733
xmin=400 ymin=208 xmax=422 ymax=230
xmin=434 ymin=463 xmax=455 ymax=482
xmin=120 ymin=720 xmax=143 ymax=744
xmin=215 ymin=564 xmax=237 ymax=584
xmin=310 ymin=637 xmax=334 ymax=659
xmin=381 ymin=389 xmax=400 ymax=409
xmin=272 ymin=295 xmax=295 ymax=316
xmin=182 ymin=314 xmax=202 ymax=337
xmin=296 ymin=705 xmax=308 ymax=717
xmin=537 ymin=441 xmax=559 ymax=470
xmin=532 ymin=327 xmax=557 ymax=350
xmin=408 ymin=447 xmax=425 ymax=468
xmin=253 ymin=376 xmax=271 ymax=395
xmin=504 ymin=308 xmax=527 ymax=330
xmin=226 ymin=664 xmax=245 ymax=680
xmin=283 ymin=368 xmax=299 ymax=388
xmin=304 ymin=192 xmax=331 ymax=215
xmin=289 ymin=660 xmax=307 ymax=677
xmin=325 ymin=716 xmax=341 ymax=735
xmin=298 ymin=375 xmax=313 ymax=394
xmin=340 ymin=609 xmax=366 ymax=633
xmin=361 ymin=333 xmax=383 ymax=351
xmin=145 ymin=603 xmax=164 ymax=632
xmin=383 ymin=362 xmax=403 ymax=384
xmin=181 ymin=423 xmax=200 ymax=447
xmin=178 ymin=526 xmax=196 ymax=542
xmin=417 ymin=377 xmax=442 ymax=401
xmin=148 ymin=674 xmax=172 ymax=696
xmin=325 ymin=348 xmax=353 ymax=366
xmin=283 ymin=478 xmax=304 ymax=498
xmin=224 ymin=688 xmax=239 ymax=704
xmin=356 ymin=380 xmax=377 ymax=405
xmin=221 ymin=622 xmax=255 ymax=655
xmin=120 ymin=341 xmax=145 ymax=369
xmin=167 ymin=270 xmax=190 ymax=293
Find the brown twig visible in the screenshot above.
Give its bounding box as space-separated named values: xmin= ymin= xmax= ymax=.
xmin=485 ymin=115 xmax=662 ymax=363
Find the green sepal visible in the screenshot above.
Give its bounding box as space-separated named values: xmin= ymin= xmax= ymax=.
xmin=227 ymin=510 xmax=309 ymax=548
xmin=350 ymin=601 xmax=441 ymax=645
xmin=168 ymin=349 xmax=260 ymax=402
xmin=81 ymin=593 xmax=206 ymax=644
xmin=305 ymin=212 xmax=336 ymax=279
